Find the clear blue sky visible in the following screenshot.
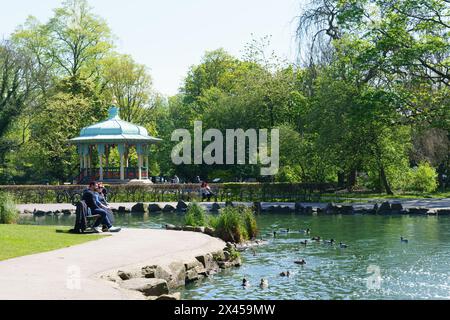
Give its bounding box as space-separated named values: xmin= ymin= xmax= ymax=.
xmin=1 ymin=0 xmax=303 ymax=96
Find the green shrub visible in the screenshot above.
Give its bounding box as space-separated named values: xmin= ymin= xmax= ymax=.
xmin=184 ymin=202 xmax=207 ymax=227
xmin=213 ymin=206 xmax=258 ymax=243
xmin=242 ymin=207 xmax=258 ymax=239
xmin=408 ymin=162 xmax=438 ymax=193
xmin=0 ymin=192 xmax=19 ymax=224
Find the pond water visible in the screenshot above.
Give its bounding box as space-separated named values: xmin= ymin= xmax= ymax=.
xmin=19 ymin=213 xmax=450 ymax=300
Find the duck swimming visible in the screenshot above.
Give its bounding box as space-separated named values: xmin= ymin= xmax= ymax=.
xmin=280 ymin=228 xmax=290 ymax=234
xmin=300 ymin=228 xmax=311 ymax=234
xmin=311 ymin=236 xmax=321 ymax=241
xmin=400 ymin=236 xmax=409 ymax=243
xmin=324 ymin=239 xmax=335 ymax=245
xmin=300 ymin=240 xmax=308 ymax=246
xmin=260 ymin=278 xmax=269 ymax=288
xmin=242 ymin=278 xmax=250 ymax=287
xmin=339 ymin=242 xmax=348 ymax=248
xmin=294 ymin=259 xmax=306 ymax=265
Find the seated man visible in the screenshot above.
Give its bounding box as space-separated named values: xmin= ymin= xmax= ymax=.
xmin=95 ymin=184 xmax=115 ymax=230
xmin=82 ymin=181 xmax=121 ymax=233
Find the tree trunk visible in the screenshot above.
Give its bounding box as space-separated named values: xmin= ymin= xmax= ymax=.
xmin=347 ymin=169 xmax=357 ymax=191
xmin=337 ymin=171 xmax=345 ymax=188
xmin=380 ymin=165 xmax=393 ymax=195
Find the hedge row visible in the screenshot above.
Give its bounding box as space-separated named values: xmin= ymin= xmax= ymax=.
xmin=0 ymin=183 xmax=336 ymax=204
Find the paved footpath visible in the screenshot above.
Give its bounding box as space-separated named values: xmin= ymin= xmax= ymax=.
xmin=0 ymin=228 xmax=225 ymax=300
xmin=16 ymin=198 xmax=450 ymax=214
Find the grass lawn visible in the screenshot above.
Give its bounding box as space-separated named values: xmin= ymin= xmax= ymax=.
xmin=0 ymin=225 xmax=104 ymax=261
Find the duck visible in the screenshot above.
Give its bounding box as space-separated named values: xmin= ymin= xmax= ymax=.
xmin=300 ymin=240 xmax=308 ymax=246
xmin=242 ymin=278 xmax=250 ymax=287
xmin=323 ymin=239 xmax=335 ymax=245
xmin=273 ymin=231 xmax=277 ymax=238
xmin=294 ymin=259 xmax=306 ymax=265
xmin=280 ymin=228 xmax=290 ymax=234
xmin=339 ymin=242 xmax=348 ymax=248
xmin=400 ymin=236 xmax=409 ymax=243
xmin=260 ymin=278 xmax=269 ymax=288
xmin=300 ymin=228 xmax=311 ymax=234
xmin=311 ymin=236 xmax=321 ymax=242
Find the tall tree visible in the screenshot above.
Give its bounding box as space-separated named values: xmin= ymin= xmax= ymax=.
xmin=102 ymin=54 xmax=155 ymax=124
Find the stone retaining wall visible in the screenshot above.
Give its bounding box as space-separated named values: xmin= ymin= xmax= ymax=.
xmin=100 ymin=244 xmax=242 ymax=300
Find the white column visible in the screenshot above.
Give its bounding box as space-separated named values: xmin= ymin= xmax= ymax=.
xmin=120 ymin=154 xmax=125 ymax=180
xmin=138 ymin=154 xmax=142 ymax=180
xmin=84 ymin=155 xmax=88 ymax=175
xmin=99 ymin=154 xmax=103 ymax=181
xmin=145 ymin=155 xmax=149 ymax=178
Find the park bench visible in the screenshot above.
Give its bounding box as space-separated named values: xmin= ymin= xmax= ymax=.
xmin=71 ymin=200 xmax=102 ymax=234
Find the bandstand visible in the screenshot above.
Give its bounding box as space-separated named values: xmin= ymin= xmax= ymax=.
xmin=69 ymin=103 xmax=162 ymax=184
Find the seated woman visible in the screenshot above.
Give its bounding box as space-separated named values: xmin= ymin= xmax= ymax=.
xmin=200 ymin=181 xmax=214 ymax=202
xmin=95 ymin=185 xmax=115 ymax=230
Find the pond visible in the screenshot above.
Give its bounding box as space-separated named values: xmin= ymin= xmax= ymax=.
xmin=19 ymin=213 xmax=450 ymax=300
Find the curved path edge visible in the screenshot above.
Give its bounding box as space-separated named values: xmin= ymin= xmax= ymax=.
xmin=0 ymin=228 xmax=225 ymax=300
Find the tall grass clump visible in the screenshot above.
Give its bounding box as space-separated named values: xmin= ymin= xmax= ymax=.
xmin=212 ymin=206 xmax=258 ymax=243
xmin=184 ymin=202 xmax=207 ymax=227
xmin=0 ymin=192 xmax=19 ymax=224
xmin=242 ymin=207 xmax=258 ymax=239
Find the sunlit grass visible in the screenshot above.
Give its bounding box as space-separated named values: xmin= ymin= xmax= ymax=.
xmin=0 ymin=225 xmax=104 ymax=261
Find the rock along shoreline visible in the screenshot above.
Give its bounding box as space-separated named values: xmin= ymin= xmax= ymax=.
xmin=99 ymin=240 xmax=243 ymax=300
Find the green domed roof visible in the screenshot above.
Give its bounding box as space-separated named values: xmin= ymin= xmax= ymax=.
xmin=70 ymin=106 xmax=161 ymax=144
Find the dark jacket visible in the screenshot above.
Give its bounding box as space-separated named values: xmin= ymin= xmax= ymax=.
xmin=71 ymin=200 xmax=90 ymax=233
xmin=82 ymin=189 xmax=100 ymax=211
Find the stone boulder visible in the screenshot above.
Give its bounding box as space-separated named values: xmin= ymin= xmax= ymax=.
xmin=437 ymin=209 xmax=450 ymax=216
xmin=120 ymin=278 xmax=169 ymax=297
xmin=391 ymin=203 xmax=404 ymax=214
xmin=182 ymin=226 xmax=196 ymax=232
xmin=294 ymin=202 xmax=304 ymax=213
xmin=278 ymin=206 xmax=293 ymax=213
xmin=304 ymin=206 xmax=314 ymax=215
xmin=141 ymin=264 xmax=183 ymax=289
xmin=204 ymin=227 xmax=216 ymax=237
xmin=377 ymin=202 xmax=391 ymax=214
xmin=117 ymin=206 xmax=129 ymax=214
xmin=196 ymin=253 xmax=219 ymax=271
xmin=176 ymin=200 xmax=188 ymax=212
xmin=131 ymin=203 xmax=145 ymax=213
xmin=211 ymin=203 xmax=221 ymax=212
xmin=408 ymin=207 xmax=429 ymax=215
xmin=155 ymin=292 xmax=181 ymax=300
xmin=324 ymin=203 xmax=337 ymax=215
xmin=225 ymin=201 xmax=234 ymax=207
xmin=339 ymin=205 xmax=354 ymax=215
xmin=148 ymin=204 xmax=162 ymax=213
xmin=194 ymin=226 xmax=205 ymax=233
xmin=163 ymin=204 xmax=176 ymax=213
xmin=165 ymin=224 xmax=182 ymax=231
xmin=168 ymin=262 xmax=187 ymax=288
xmin=33 ymin=210 xmax=45 ymax=217
xmin=117 ymin=270 xmax=132 ymax=281
xmin=253 ymin=202 xmax=262 ymax=213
